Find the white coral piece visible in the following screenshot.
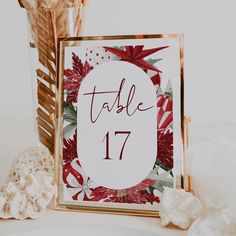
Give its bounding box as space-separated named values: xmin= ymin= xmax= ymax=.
xmin=159 ymin=189 xmax=203 ymax=229
xmin=0 ymin=147 xmax=55 ymax=220
xmin=8 ymin=146 xmax=54 ymax=182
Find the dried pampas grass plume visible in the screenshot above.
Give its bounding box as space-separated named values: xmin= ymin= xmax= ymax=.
xmin=18 ymin=0 xmax=88 ymax=154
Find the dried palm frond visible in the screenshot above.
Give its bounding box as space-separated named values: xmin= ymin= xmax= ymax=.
xmin=18 ymin=0 xmax=88 ymax=154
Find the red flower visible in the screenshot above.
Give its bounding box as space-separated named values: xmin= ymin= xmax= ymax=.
xmin=103 ymin=45 xmax=168 ymax=73
xmin=157 ymin=129 xmax=173 ymax=169
xmin=64 ymin=52 xmax=93 ymax=103
xmin=90 ymin=179 xmax=159 ymax=204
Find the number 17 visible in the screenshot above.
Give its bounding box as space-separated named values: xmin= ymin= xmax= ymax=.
xmin=103 ymin=131 xmax=131 ymax=160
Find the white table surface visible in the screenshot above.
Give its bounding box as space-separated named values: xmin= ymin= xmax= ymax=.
xmin=1 ymin=119 xmax=236 ymax=235
xmin=0 ymin=210 xmax=186 ymax=236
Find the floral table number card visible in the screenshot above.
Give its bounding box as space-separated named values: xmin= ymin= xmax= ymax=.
xmin=55 ymin=34 xmax=185 ymax=216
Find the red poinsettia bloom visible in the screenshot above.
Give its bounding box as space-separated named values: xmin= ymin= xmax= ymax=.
xmin=157 ymin=129 xmax=173 ymax=170
xmin=90 ymin=179 xmax=160 ymax=204
xmin=103 ymin=45 xmax=168 ymax=73
xmin=64 ymin=52 xmax=93 ymax=103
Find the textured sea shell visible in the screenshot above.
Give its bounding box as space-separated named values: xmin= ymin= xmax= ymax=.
xmin=159 ymin=189 xmax=203 ymax=230
xmin=0 ymin=147 xmax=55 ymax=220
xmin=8 ymin=147 xmax=54 ymax=182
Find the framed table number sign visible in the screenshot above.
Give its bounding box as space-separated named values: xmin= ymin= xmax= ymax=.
xmin=55 ymin=34 xmax=185 ymax=216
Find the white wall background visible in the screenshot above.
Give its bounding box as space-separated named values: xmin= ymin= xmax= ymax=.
xmin=0 ymin=0 xmax=236 ymax=122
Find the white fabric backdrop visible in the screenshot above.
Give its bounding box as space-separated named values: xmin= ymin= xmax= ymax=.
xmin=0 ymin=0 xmax=236 ymax=122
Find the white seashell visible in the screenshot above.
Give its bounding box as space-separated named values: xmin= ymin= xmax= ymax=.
xmin=159 ymin=189 xmax=203 ymax=230
xmin=0 ymin=147 xmax=55 ymax=220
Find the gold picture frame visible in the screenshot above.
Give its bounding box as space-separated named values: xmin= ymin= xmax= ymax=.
xmin=54 ymin=34 xmax=186 ymax=217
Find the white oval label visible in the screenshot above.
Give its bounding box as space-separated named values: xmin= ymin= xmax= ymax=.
xmin=77 ymin=61 xmax=157 ymax=189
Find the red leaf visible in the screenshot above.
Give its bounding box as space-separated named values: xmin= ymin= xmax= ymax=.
xmin=157 ymin=129 xmax=173 ymax=169
xmin=63 ymin=132 xmax=77 ymax=165
xmin=151 ymin=73 xmax=160 ymax=85
xmin=66 ymin=91 xmax=78 ymax=104
xmin=129 ymin=179 xmax=155 ymax=192
xmin=133 ymin=45 xmax=144 ymax=57
xmin=89 ymin=186 xmax=113 ymax=202
xmin=135 ymin=59 xmax=162 ymax=73
xmin=64 ymin=53 xmax=93 ymax=96
xmin=89 ymin=179 xmax=157 ymax=204
xmin=103 ymin=45 xmax=168 ymax=73
xmin=140 ymin=190 xmax=160 ymax=203
xmin=103 ymin=46 xmax=128 ymax=59
xmin=137 ymin=46 xmax=169 ymax=59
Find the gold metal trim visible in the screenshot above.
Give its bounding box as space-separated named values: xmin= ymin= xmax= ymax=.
xmin=54 ymin=34 xmax=186 ymax=217
xmin=184 ymin=115 xmax=191 ymax=192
